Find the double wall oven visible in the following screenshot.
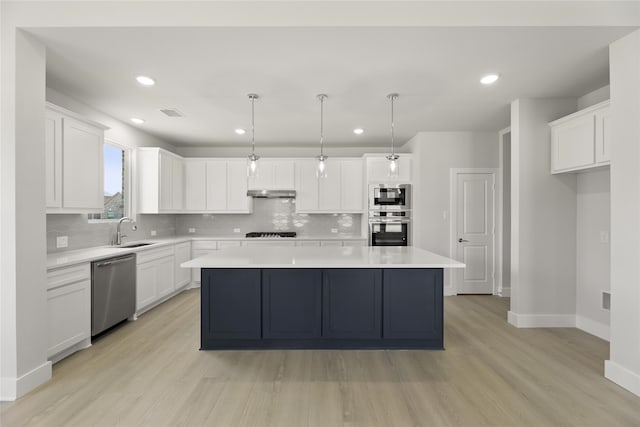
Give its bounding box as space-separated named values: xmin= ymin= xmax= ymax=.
xmin=368 ymin=184 xmax=412 ymax=246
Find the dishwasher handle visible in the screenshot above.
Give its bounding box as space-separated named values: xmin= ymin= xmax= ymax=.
xmin=94 ymin=255 xmax=135 ymax=268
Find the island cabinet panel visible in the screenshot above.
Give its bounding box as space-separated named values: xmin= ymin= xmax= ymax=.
xmin=201 ymin=269 xmax=261 ymax=341
xmin=322 ymin=269 xmax=382 ymax=339
xmin=383 ymin=269 xmax=443 ymax=339
xmin=262 ymin=269 xmax=322 ymax=339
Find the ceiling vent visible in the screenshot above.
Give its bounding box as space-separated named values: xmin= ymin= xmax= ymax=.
xmin=160 ymin=108 xmax=184 ymax=117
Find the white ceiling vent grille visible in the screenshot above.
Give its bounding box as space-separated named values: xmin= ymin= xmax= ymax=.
xmin=160 ymin=108 xmax=184 ymax=117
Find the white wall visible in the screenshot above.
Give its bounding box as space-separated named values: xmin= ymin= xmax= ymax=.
xmin=509 ymin=98 xmax=578 ymax=328
xmin=577 ymin=85 xmax=610 ymax=109
xmin=576 ymin=169 xmax=610 ymax=340
xmin=606 ymin=29 xmax=640 ymax=397
xmin=46 ymin=88 xmax=176 ymax=151
xmin=1 ymin=30 xmax=51 ymax=401
xmin=404 ymin=131 xmax=499 ymax=292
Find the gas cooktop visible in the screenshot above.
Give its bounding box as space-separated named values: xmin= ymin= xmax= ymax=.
xmin=245 ymin=232 xmax=297 ymax=238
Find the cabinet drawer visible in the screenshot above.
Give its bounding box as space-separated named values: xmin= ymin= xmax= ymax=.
xmin=217 ymin=241 xmax=242 ymax=250
xmin=296 ymin=241 xmax=321 ymax=247
xmin=136 ymin=246 xmax=175 ymax=265
xmin=320 ymin=241 xmax=343 ymax=247
xmin=343 ymin=240 xmax=367 ymax=247
xmin=47 ymin=263 xmax=91 ymax=290
xmin=192 ymin=240 xmax=219 ymax=251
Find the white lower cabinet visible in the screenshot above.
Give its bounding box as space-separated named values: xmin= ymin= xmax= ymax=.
xmin=343 ymin=240 xmax=367 ymax=247
xmin=191 ymin=240 xmax=219 ymax=285
xmin=320 ymin=241 xmax=343 ymax=247
xmin=46 ymin=263 xmax=91 ymax=361
xmin=136 ymin=246 xmax=176 ymax=314
xmin=174 ymin=242 xmax=192 ymax=289
xmin=295 ymin=240 xmax=321 ymax=247
xmin=244 ymin=241 xmax=296 ymax=247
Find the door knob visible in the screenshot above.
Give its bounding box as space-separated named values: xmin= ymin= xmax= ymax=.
xmin=458 ymin=238 xmax=469 ymax=243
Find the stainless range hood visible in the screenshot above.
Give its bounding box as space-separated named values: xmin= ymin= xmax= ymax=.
xmin=247 ymin=189 xmax=296 ymax=198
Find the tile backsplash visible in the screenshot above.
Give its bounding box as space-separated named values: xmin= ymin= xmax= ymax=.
xmin=46 ymin=214 xmax=175 ymax=253
xmin=47 ymin=199 xmax=362 ymax=253
xmin=175 ymin=199 xmax=362 ymax=237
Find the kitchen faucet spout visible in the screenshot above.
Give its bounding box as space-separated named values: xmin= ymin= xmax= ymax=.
xmin=115 ymin=217 xmax=137 ymax=245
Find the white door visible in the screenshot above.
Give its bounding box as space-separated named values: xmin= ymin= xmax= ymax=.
xmin=453 ymin=171 xmax=496 ymax=294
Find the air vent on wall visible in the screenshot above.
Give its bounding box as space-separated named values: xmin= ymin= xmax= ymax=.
xmin=160 ymin=108 xmax=184 ymax=117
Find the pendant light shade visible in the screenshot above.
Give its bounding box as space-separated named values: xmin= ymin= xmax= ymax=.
xmin=316 ymin=94 xmax=328 ymax=179
xmin=386 ymin=93 xmax=400 ymax=178
xmin=247 ymin=93 xmax=260 ymax=178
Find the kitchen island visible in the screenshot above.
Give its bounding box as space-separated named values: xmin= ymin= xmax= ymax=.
xmin=182 ymin=246 xmax=464 ymax=350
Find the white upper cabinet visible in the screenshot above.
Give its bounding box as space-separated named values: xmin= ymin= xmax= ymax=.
xmin=550 ymin=100 xmax=611 ymax=174
xmin=181 ymin=159 xmax=252 ymax=213
xmin=46 ymin=104 xmax=107 ymax=214
xmin=366 ymin=156 xmax=412 ymax=183
xmin=248 ymin=159 xmax=295 ymax=190
xmin=137 ymin=148 xmax=185 ymax=213
xmin=184 ymin=159 xmax=206 ymax=211
xmin=295 ymin=158 xmax=364 ymax=213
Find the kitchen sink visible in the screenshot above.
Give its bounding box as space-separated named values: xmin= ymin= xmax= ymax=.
xmin=116 ymin=242 xmax=155 ymax=248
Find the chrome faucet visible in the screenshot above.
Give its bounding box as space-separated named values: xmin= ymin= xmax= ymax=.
xmin=115 ymin=217 xmax=137 ymax=245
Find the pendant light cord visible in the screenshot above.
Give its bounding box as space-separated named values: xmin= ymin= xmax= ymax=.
xmin=317 ymin=94 xmax=327 ymax=159
xmin=389 ymin=93 xmax=397 ymax=156
xmin=250 ymin=94 xmax=257 ymax=156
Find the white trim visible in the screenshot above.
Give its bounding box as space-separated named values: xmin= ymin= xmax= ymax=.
xmin=1 ymin=361 xmax=52 ymax=401
xmin=450 ymin=168 xmax=499 ymax=295
xmin=576 ymin=316 xmax=610 ymax=341
xmin=605 ymin=360 xmax=640 ymax=397
xmin=498 ymin=287 xmax=511 ymax=297
xmin=443 ymin=285 xmax=456 ymax=296
xmin=49 ymin=338 xmax=92 ymax=364
xmin=507 ymin=311 xmax=576 ymax=328
xmin=497 ymin=128 xmax=511 ymax=297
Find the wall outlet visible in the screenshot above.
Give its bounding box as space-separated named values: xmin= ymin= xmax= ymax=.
xmin=56 ymin=236 xmax=68 ymax=248
xmin=331 ymin=228 xmax=338 ymax=233
xmin=233 ymin=228 xmax=241 ymax=233
xmin=150 ymin=230 xmax=157 ymax=236
xmin=188 ymin=228 xmax=196 ymax=233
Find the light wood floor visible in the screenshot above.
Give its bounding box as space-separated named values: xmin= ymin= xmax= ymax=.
xmin=2 ymin=290 xmax=639 ymax=427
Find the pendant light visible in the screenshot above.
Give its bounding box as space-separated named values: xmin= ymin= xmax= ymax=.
xmin=247 ymin=93 xmax=260 ymax=178
xmin=386 ymin=93 xmax=400 ymax=178
xmin=316 ymin=94 xmax=328 ymax=179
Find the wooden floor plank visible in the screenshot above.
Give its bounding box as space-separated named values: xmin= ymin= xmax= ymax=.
xmin=2 ymin=290 xmax=639 ymax=427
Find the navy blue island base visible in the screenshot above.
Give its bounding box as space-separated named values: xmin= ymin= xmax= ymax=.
xmin=200 ymin=268 xmax=444 ymax=350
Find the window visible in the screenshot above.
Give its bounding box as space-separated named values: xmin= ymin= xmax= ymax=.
xmin=88 ymin=143 xmax=127 ymax=221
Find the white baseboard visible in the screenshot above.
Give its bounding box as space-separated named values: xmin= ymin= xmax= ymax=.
xmin=1 ymin=361 xmax=52 ymax=401
xmin=605 ymin=360 xmax=640 ymax=397
xmin=187 ymin=281 xmax=201 ymax=290
xmin=498 ymin=287 xmax=511 ymax=297
xmin=507 ymin=311 xmax=576 ymax=328
xmin=443 ymin=285 xmax=456 ymax=296
xmin=576 ymin=316 xmax=610 ymax=341
xmin=49 ymin=338 xmax=92 ymax=364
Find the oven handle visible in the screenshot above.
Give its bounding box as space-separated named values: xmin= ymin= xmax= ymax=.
xmin=369 ymin=219 xmax=411 ymax=224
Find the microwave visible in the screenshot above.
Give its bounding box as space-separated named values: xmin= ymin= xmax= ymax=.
xmin=369 ymin=184 xmax=411 ymax=210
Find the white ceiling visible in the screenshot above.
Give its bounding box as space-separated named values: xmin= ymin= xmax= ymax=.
xmin=31 ymin=26 xmax=634 ymax=147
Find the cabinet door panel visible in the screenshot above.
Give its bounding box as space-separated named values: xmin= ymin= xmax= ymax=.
xmin=263 ymin=269 xmax=322 ymax=339
xmin=202 ymin=269 xmax=262 ymax=339
xmin=319 ymin=159 xmax=341 ymax=211
xmin=174 ymin=243 xmax=192 ymax=288
xmin=247 ymin=161 xmax=273 ymax=190
xmin=47 ymin=279 xmax=91 ymax=358
xmin=273 ymin=161 xmax=295 ymax=189
xmin=206 ymin=161 xmax=228 ymax=211
xmin=136 ymin=263 xmax=157 ymax=310
xmin=156 ymin=256 xmax=176 ymax=298
xmin=295 ymin=160 xmax=319 ymax=211
xmin=46 ymin=111 xmax=62 ymax=208
xmin=185 ymin=161 xmax=206 ymax=211
xmin=172 ymin=157 xmax=184 ymax=210
xmin=323 ymin=269 xmax=382 ymax=339
xmin=226 ymin=161 xmax=251 ymax=212
xmin=383 ymin=269 xmax=443 ymax=339
xmin=62 ymin=117 xmax=103 ymax=209
xmin=159 ymin=152 xmax=173 ymax=210
xmin=552 ymin=114 xmax=595 ymax=171
xmin=596 ymin=107 xmax=611 ymax=164
xmin=340 ymin=159 xmax=364 ymax=211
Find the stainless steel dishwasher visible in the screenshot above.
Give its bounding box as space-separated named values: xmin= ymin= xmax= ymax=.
xmin=91 ymin=254 xmax=136 ymax=336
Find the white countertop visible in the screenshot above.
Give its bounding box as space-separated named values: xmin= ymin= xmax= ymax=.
xmin=46 ymin=235 xmax=367 ymax=269
xmin=181 ymin=246 xmax=465 ymax=269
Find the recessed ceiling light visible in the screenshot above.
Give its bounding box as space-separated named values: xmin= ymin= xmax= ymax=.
xmin=130 ymin=118 xmax=145 ymax=124
xmin=480 ymin=74 xmax=499 ymax=85
xmin=136 ymin=75 xmax=156 ymax=86
xmin=353 ymin=128 xmax=364 ymax=135
xmin=235 ymin=128 xmax=246 ymax=135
